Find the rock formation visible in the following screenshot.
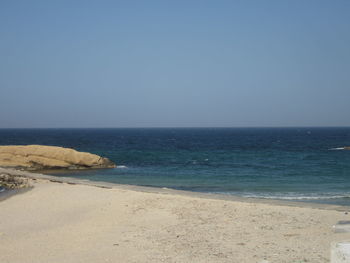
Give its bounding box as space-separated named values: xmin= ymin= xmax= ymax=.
xmin=0 ymin=145 xmax=116 ymax=170
xmin=0 ymin=173 xmax=30 ymax=189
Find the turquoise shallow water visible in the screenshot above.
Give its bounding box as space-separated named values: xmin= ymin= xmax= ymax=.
xmin=1 ymin=128 xmax=350 ymax=205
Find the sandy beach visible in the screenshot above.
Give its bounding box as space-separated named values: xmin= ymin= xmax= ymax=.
xmin=1 ymin=171 xmax=350 ymax=263
xmin=2 ymin=0 xmax=349 ymax=261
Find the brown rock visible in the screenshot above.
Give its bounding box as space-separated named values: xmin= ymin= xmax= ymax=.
xmin=0 ymin=145 xmax=116 ymax=170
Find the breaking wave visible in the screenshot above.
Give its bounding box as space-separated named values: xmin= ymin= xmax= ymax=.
xmin=216 ymin=192 xmax=350 ymax=201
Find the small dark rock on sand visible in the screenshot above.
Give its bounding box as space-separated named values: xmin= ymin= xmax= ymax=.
xmin=0 ymin=173 xmax=30 ymax=189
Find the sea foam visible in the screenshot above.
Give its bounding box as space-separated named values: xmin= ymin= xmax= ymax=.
xmin=215 ymin=191 xmax=350 ymax=201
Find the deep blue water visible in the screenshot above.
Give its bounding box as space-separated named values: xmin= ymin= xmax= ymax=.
xmin=1 ymin=128 xmax=350 ymax=205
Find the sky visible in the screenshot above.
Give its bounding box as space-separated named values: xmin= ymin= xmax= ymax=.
xmin=0 ymin=0 xmax=349 ymax=128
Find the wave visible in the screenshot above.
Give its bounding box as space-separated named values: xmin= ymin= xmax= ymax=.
xmin=116 ymin=165 xmax=128 ymax=169
xmin=0 ymin=188 xmax=5 ymax=193
xmin=216 ymin=192 xmax=350 ymax=200
xmin=242 ymin=194 xmax=350 ymax=200
xmin=329 ymin=147 xmax=346 ymax=150
xmin=329 ymin=147 xmax=350 ymax=151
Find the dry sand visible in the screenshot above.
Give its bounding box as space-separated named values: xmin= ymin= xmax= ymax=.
xmin=1 ymin=176 xmax=350 ymax=263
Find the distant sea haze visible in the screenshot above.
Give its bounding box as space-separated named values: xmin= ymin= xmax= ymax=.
xmin=1 ymin=127 xmax=350 ymax=206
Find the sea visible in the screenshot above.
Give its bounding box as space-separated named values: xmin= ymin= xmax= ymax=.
xmin=1 ymin=127 xmax=350 ymax=206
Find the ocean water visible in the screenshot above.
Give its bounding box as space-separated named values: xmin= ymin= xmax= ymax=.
xmin=0 ymin=128 xmax=350 ymax=205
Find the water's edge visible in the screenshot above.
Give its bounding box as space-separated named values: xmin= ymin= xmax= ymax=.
xmin=1 ymin=128 xmax=349 ymax=205
xmin=1 ymin=167 xmax=349 ymax=211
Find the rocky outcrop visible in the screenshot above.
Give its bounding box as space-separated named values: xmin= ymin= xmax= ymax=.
xmin=0 ymin=173 xmax=30 ymax=189
xmin=0 ymin=145 xmax=116 ymax=170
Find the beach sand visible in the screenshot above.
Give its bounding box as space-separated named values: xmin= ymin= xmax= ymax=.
xmin=1 ymin=175 xmax=350 ymax=263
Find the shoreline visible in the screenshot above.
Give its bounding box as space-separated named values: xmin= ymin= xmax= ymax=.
xmin=1 ymin=167 xmax=350 ymax=262
xmin=1 ymin=167 xmax=349 ymax=211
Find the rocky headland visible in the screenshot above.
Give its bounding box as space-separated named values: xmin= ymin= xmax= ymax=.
xmin=0 ymin=145 xmax=116 ymax=171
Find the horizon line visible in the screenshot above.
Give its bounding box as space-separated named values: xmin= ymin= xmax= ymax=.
xmin=0 ymin=126 xmax=350 ymax=129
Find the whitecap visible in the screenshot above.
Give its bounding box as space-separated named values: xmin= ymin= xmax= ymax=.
xmin=329 ymin=147 xmax=345 ymax=150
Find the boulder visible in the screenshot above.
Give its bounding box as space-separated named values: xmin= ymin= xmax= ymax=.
xmin=0 ymin=145 xmax=116 ymax=170
xmin=0 ymin=173 xmax=30 ymax=189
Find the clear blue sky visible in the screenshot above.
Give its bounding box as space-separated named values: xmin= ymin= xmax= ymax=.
xmin=1 ymin=0 xmax=349 ymax=128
